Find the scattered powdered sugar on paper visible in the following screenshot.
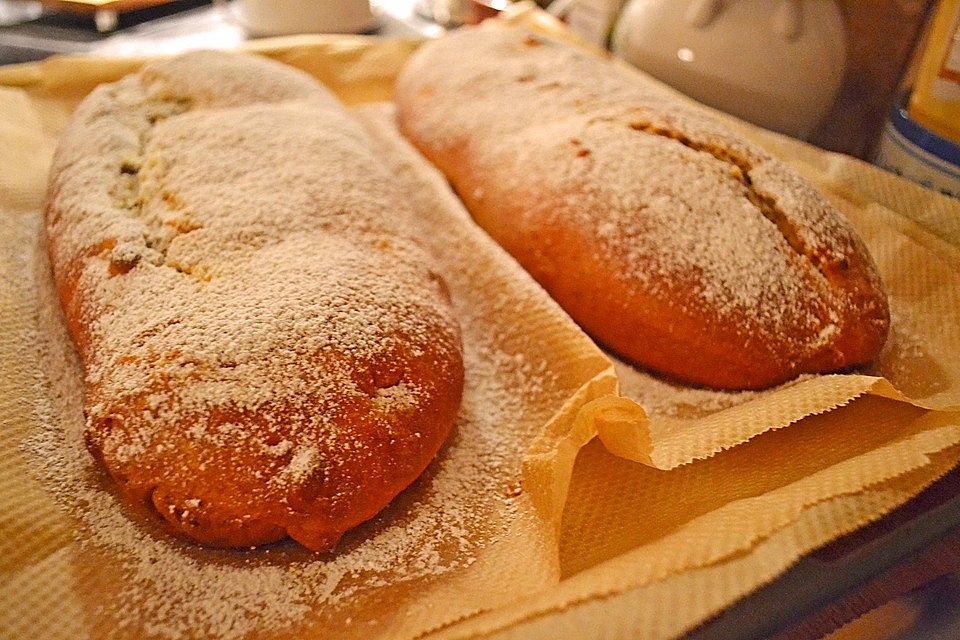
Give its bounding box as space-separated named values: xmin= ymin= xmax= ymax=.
xmin=876 ymin=307 xmax=925 ymax=372
xmin=864 ymin=305 xmax=950 ymax=402
xmin=611 ymin=356 xmax=812 ymax=420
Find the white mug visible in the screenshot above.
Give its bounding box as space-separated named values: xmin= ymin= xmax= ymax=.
xmin=239 ymin=0 xmax=376 ymax=36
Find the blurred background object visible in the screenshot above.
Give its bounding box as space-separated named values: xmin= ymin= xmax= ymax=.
xmin=0 ymin=0 xmax=443 ymax=62
xmin=873 ymin=0 xmax=960 ymax=198
xmin=874 ymin=94 xmax=960 ymax=199
xmin=0 ymin=1 xmax=41 ymax=27
xmin=239 ymin=0 xmax=376 ymax=36
xmin=906 ymin=0 xmax=960 ymax=145
xmin=810 ymin=0 xmax=933 ymax=158
xmin=31 ymin=0 xmax=182 ymax=32
xmin=416 ymin=0 xmax=515 ymax=27
xmin=416 ymin=0 xmax=465 ymax=27
xmin=610 ymin=0 xmax=848 ymax=140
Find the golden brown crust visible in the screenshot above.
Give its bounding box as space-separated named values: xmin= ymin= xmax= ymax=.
xmin=396 ymin=27 xmax=889 ymax=390
xmin=46 ymin=51 xmax=464 ymax=550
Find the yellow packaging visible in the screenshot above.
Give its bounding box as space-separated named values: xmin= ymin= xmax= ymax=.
xmin=909 ymin=0 xmax=960 ymax=142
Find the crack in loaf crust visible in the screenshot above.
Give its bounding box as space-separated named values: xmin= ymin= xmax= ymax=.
xmin=395 ymin=27 xmax=889 ymax=390
xmin=45 ymin=51 xmax=464 ymax=551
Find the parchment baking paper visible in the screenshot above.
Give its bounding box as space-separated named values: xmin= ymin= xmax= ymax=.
xmin=2 ymin=6 xmax=960 ymax=640
xmin=0 ymin=45 xmax=615 ymax=640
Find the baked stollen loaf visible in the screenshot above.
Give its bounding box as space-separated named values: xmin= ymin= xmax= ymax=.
xmin=396 ymin=27 xmax=889 ymax=390
xmin=45 ymin=52 xmax=464 ymax=551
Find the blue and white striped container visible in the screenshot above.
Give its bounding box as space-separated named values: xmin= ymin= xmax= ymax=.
xmin=874 ymin=95 xmax=960 ymax=199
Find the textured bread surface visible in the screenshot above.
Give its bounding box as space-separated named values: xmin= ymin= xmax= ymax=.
xmin=396 ymin=27 xmax=889 ymax=390
xmin=45 ymin=51 xmax=464 ymax=551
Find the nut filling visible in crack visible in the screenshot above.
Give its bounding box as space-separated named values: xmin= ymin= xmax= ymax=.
xmin=108 ymin=94 xmax=201 ymax=278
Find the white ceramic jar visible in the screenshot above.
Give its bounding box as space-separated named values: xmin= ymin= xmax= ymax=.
xmin=611 ymin=0 xmax=847 ymax=139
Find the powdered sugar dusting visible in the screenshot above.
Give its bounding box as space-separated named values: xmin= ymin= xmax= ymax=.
xmin=396 ymin=27 xmax=889 ymax=385
xmin=20 ymin=97 xmax=570 ymax=640
xmin=373 ymin=381 xmax=419 ymax=412
xmin=273 ymin=446 xmax=320 ymax=488
xmin=45 ymin=51 xmax=467 ymax=550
